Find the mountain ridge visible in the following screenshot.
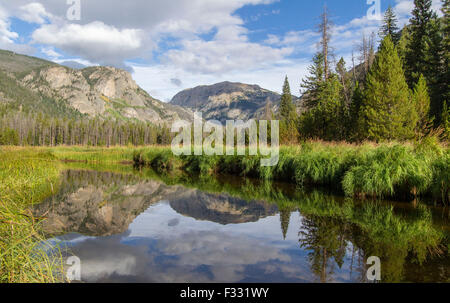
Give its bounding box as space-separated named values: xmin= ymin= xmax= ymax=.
xmin=171 ymin=81 xmax=303 ymax=122
xmin=0 ymin=49 xmax=192 ymax=124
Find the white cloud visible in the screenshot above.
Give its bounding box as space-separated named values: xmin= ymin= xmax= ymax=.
xmin=0 ymin=5 xmax=18 ymax=45
xmin=265 ymin=30 xmax=318 ymax=47
xmin=32 ymin=22 xmax=144 ymax=67
xmin=18 ymin=2 xmax=51 ymax=24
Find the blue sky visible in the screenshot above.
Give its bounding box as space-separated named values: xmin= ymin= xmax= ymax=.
xmin=0 ymin=0 xmax=443 ymax=101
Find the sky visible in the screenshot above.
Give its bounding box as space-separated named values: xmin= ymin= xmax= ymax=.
xmin=0 ymin=0 xmax=444 ymax=101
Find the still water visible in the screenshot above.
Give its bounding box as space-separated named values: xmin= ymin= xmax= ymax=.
xmin=33 ymin=168 xmax=449 ymax=283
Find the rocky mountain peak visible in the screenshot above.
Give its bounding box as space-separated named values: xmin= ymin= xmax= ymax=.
xmin=170 ymin=81 xmax=282 ymax=122
xmin=0 ymin=50 xmax=192 ymax=124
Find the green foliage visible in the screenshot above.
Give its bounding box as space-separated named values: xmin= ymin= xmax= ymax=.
xmin=411 ymin=74 xmax=431 ymax=132
xmin=301 ymin=53 xmax=326 ymax=109
xmin=348 ymin=81 xmax=364 ymax=141
xmin=299 ymin=75 xmax=346 ymax=141
xmin=279 ymin=76 xmax=299 ymax=144
xmin=443 ymin=101 xmax=450 ymax=139
xmin=430 ymin=152 xmax=450 ymax=204
xmin=342 ymin=145 xmax=433 ymax=198
xmin=359 ymin=36 xmax=415 ymax=141
xmin=279 ymin=76 xmax=296 ymax=121
xmin=0 ymin=127 xmax=19 ymax=145
xmin=405 ymin=0 xmax=434 ymax=85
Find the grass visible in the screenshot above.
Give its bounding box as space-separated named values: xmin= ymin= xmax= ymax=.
xmin=134 ymin=141 xmax=449 ymax=204
xmin=0 ymin=147 xmax=64 ymax=283
xmin=47 ymin=146 xmax=144 ymax=163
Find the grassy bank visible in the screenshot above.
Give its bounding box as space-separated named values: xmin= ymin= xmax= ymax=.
xmin=0 ymin=147 xmax=64 ymax=283
xmin=135 ymin=141 xmax=449 ymax=204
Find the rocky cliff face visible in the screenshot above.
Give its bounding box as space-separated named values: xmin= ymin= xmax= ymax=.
xmin=21 ymin=65 xmax=192 ymax=123
xmin=170 ymin=81 xmax=303 ymax=122
xmin=0 ymin=49 xmax=191 ymax=124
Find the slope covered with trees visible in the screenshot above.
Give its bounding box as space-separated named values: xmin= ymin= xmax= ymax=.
xmin=275 ymin=0 xmax=449 ymax=144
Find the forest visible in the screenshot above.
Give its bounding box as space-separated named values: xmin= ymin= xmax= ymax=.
xmin=278 ymin=0 xmax=449 ymax=144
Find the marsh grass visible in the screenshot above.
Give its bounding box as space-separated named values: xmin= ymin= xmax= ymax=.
xmin=135 ymin=142 xmax=449 ymax=204
xmin=0 ymin=147 xmax=65 ymax=283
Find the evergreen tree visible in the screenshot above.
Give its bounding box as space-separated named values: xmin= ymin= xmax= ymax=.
xmin=359 ymin=36 xmax=416 ymax=141
xmin=379 ymin=6 xmax=401 ymax=45
xmin=279 ymin=76 xmax=299 ymax=144
xmin=279 ymin=209 xmax=291 ymax=240
xmin=280 ymin=76 xmax=296 ymax=121
xmin=411 ymin=74 xmax=431 ymax=132
xmin=301 ymin=53 xmax=326 ymax=109
xmin=396 ymin=26 xmax=411 ymax=67
xmin=336 ymin=57 xmax=351 ymax=104
xmin=299 ymin=75 xmax=345 ymax=141
xmin=349 ymin=81 xmax=364 ymax=141
xmin=405 ymin=0 xmax=434 ymax=86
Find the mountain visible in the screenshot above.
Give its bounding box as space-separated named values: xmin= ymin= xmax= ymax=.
xmin=0 ymin=49 xmax=191 ymax=124
xmin=170 ymin=81 xmax=302 ymax=122
xmin=169 ymin=191 xmax=278 ymax=225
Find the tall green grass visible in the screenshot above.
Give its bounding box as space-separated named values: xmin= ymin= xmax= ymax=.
xmin=48 ymin=146 xmax=144 ymax=163
xmin=0 ymin=147 xmax=64 ymax=283
xmin=135 ymin=142 xmax=449 ymax=204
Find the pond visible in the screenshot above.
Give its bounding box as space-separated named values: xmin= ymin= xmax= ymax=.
xmin=33 ymin=167 xmax=450 ymax=283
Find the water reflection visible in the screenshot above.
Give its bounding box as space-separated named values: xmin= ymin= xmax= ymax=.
xmin=33 ymin=169 xmax=449 ymax=283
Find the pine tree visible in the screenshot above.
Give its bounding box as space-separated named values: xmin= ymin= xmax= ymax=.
xmin=426 ymin=15 xmax=446 ymax=123
xmin=379 ymin=6 xmax=401 ymax=45
xmin=405 ymin=0 xmax=434 ymax=86
xmin=301 ymin=53 xmax=326 ymax=109
xmin=349 ymin=81 xmax=364 ymax=141
xmin=279 ymin=76 xmax=299 ymax=143
xmin=336 ymin=57 xmax=350 ymax=104
xmin=359 ymin=36 xmax=416 ymax=141
xmin=280 ymin=76 xmax=296 ymax=121
xmin=396 ymin=26 xmax=411 ymax=66
xmin=279 ymin=209 xmax=291 ymax=240
xmin=411 ymin=74 xmax=431 ymax=132
xmin=299 ymin=75 xmax=345 ymax=141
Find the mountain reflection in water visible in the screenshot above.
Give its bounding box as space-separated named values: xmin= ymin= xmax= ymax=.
xmin=33 ymin=169 xmax=450 ymax=283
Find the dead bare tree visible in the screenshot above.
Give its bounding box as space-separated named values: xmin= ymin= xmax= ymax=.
xmin=318 ymin=5 xmax=333 ymax=81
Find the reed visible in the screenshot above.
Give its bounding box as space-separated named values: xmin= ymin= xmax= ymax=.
xmin=135 ymin=141 xmax=448 ymax=203
xmin=0 ymin=147 xmax=64 ymax=283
